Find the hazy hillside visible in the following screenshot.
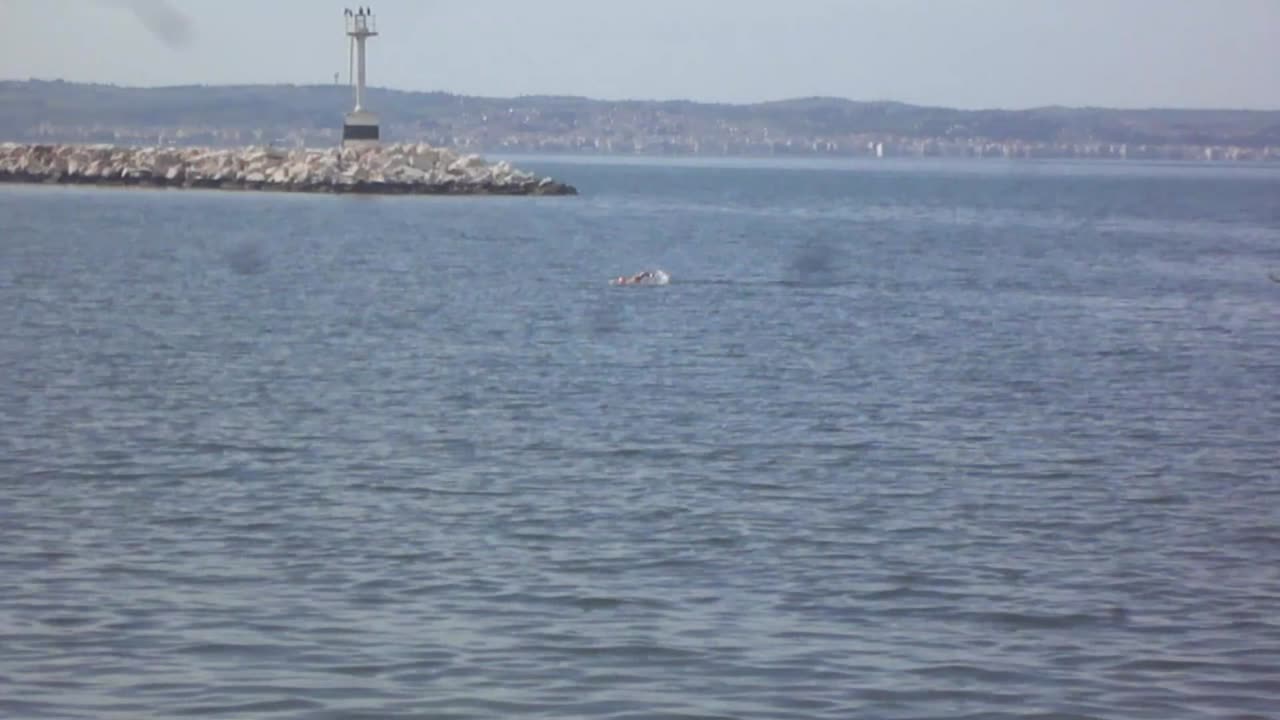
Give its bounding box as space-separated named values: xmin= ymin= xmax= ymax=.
xmin=3 ymin=79 xmax=1279 ymax=159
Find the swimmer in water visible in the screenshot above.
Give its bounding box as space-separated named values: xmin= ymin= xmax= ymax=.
xmin=611 ymin=269 xmax=668 ymax=286
xmin=613 ymin=271 xmax=649 ymax=285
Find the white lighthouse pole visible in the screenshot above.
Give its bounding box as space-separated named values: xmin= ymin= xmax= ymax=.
xmin=355 ymin=33 xmax=368 ymax=110
xmin=342 ymin=8 xmax=380 ymax=149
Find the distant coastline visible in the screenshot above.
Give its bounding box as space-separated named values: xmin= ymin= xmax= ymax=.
xmin=3 ymin=79 xmax=1278 ymax=163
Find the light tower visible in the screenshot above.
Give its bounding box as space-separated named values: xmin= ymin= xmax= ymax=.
xmin=342 ymin=7 xmax=380 ymax=149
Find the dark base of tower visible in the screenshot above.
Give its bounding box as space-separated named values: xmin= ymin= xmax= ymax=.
xmin=342 ymin=124 xmax=380 ymax=141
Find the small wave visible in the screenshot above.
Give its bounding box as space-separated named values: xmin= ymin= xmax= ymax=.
xmin=326 ymin=664 xmax=392 ymax=678
xmin=175 ymin=698 xmax=323 ymax=716
xmin=573 ymin=596 xmax=629 ymax=611
xmin=968 ymin=609 xmax=1118 ymax=630
xmin=905 ymin=663 xmax=1032 ymax=684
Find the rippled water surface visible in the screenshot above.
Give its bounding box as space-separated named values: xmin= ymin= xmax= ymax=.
xmin=2 ymin=157 xmax=1280 ymax=719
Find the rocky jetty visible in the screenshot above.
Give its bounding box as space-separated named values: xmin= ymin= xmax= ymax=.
xmin=0 ymin=142 xmax=576 ymax=196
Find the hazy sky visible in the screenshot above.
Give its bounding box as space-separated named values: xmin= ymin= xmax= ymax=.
xmin=1 ymin=0 xmax=1277 ymax=109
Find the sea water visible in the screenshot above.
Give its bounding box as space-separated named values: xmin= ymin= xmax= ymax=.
xmin=1 ymin=156 xmax=1278 ymax=719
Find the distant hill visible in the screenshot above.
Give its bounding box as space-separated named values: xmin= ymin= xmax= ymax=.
xmin=3 ymin=79 xmax=1278 ymax=160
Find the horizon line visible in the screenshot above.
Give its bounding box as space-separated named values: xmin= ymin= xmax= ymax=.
xmin=6 ymin=77 xmax=1280 ymax=115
